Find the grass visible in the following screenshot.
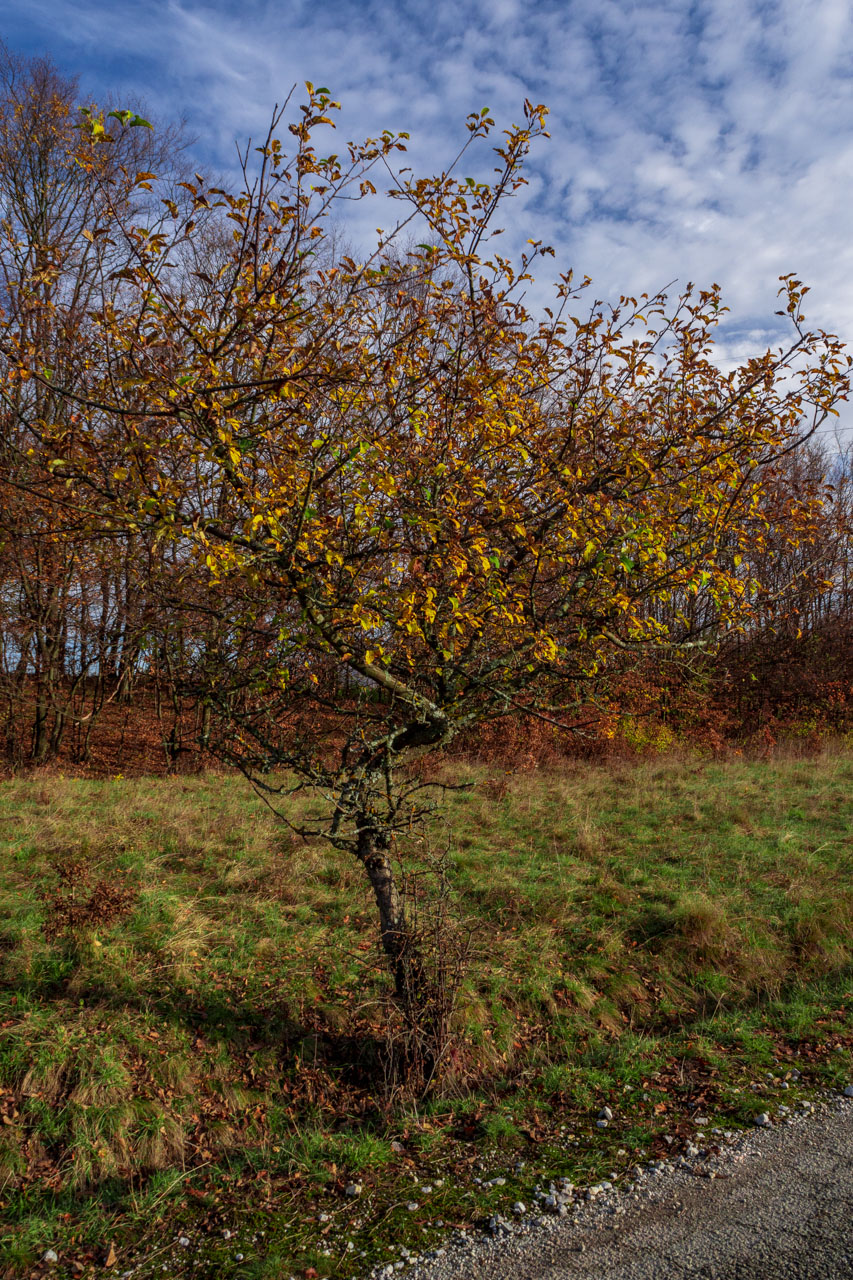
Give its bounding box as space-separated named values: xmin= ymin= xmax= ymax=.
xmin=0 ymin=748 xmax=852 ymax=1278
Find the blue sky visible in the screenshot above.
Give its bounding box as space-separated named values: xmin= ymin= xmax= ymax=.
xmin=3 ymin=0 xmax=852 ymax=409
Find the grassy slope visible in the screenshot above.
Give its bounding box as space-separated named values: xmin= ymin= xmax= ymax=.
xmin=0 ymin=751 xmax=851 ymax=1278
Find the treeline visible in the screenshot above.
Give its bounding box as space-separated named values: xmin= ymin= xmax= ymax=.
xmin=0 ymin=48 xmax=851 ymax=774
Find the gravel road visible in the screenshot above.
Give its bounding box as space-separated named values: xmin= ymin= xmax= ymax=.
xmin=399 ymin=1096 xmax=853 ymax=1280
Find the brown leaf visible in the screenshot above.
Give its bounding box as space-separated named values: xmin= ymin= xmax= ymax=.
xmin=105 ymin=1243 xmax=117 ymax=1267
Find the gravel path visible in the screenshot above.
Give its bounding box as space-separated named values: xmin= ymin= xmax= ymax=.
xmin=397 ymin=1096 xmax=853 ymax=1280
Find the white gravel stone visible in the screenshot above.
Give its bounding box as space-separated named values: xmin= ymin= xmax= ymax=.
xmin=843 ymin=1085 xmax=853 ymax=1098
xmin=384 ymin=1099 xmax=853 ymax=1280
xmin=42 ymin=1251 xmax=59 ymax=1265
xmin=754 ymin=1113 xmax=771 ymax=1127
xmin=345 ymin=1182 xmax=363 ymax=1197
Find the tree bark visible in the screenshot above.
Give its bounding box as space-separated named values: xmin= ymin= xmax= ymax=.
xmin=357 ymin=821 xmax=410 ymax=1003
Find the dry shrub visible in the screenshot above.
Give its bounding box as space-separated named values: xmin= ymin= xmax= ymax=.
xmin=375 ymin=846 xmax=478 ymax=1101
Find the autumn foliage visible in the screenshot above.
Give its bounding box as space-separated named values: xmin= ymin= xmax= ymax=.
xmin=1 ymin=56 xmax=851 ymax=1021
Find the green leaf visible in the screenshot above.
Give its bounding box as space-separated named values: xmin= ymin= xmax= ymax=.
xmin=108 ymin=110 xmax=153 ymax=129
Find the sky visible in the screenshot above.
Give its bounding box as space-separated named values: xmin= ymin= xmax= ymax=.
xmin=2 ymin=0 xmax=852 ymax=428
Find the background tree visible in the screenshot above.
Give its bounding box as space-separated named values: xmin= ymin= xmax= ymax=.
xmin=6 ymin=89 xmax=849 ymax=1022
xmin=0 ymin=45 xmax=189 ymax=763
xmin=716 ymin=435 xmax=853 ymax=735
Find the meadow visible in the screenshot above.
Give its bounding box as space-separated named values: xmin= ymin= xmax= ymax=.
xmin=1 ymin=748 xmax=851 ymax=1278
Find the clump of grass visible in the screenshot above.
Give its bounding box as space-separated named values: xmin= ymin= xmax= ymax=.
xmin=0 ymin=751 xmax=851 ymax=1275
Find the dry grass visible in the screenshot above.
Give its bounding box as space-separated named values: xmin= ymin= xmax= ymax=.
xmin=0 ymin=749 xmax=851 ymax=1276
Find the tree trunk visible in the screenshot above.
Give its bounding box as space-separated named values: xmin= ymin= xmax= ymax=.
xmin=356 ymin=818 xmax=446 ymax=1089
xmin=32 ymin=690 xmax=49 ymax=763
xmin=357 ymin=822 xmax=410 ymax=1003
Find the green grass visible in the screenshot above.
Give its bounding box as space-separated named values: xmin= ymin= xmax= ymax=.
xmin=0 ymin=749 xmax=851 ymax=1278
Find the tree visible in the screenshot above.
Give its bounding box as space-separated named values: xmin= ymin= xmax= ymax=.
xmin=6 ymin=87 xmax=849 ymax=1024
xmin=0 ymin=44 xmax=190 ymax=763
